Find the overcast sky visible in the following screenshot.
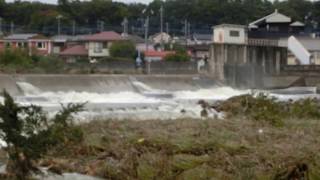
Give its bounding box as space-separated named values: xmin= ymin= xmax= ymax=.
xmin=5 ymin=0 xmax=154 ymax=4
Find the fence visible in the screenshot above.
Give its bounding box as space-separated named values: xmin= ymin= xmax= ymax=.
xmin=63 ymin=60 xmax=198 ymax=75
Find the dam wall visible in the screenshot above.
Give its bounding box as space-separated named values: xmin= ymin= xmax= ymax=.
xmin=0 ymin=74 xmax=217 ymax=95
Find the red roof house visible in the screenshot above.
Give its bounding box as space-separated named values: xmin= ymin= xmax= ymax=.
xmin=144 ymin=51 xmax=175 ymax=61
xmin=59 ymin=45 xmax=88 ymax=56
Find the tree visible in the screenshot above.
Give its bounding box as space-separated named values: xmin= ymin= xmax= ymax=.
xmin=110 ymin=41 xmax=136 ymax=59
xmin=0 ymin=90 xmax=84 ymax=179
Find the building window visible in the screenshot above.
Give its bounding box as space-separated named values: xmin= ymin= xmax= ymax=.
xmin=5 ymin=42 xmax=11 ymax=48
xmin=17 ymin=42 xmax=26 ymax=48
xmin=103 ymin=42 xmax=108 ymax=49
xmin=229 ymin=30 xmax=240 ymax=37
xmin=94 ymin=43 xmax=103 ymax=53
xmin=37 ymin=42 xmax=46 ymax=49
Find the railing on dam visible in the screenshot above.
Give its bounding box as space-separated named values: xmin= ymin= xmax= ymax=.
xmin=247 ymin=38 xmax=279 ymax=47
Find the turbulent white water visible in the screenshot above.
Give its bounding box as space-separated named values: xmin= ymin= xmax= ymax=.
xmin=9 ymin=81 xmax=320 ymax=121
xmin=174 ymin=87 xmax=250 ymax=101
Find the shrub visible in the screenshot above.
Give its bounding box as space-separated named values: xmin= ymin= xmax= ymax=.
xmin=0 ymin=90 xmax=84 ymax=179
xmin=34 ymin=56 xmax=65 ymax=73
xmin=290 ymin=98 xmax=320 ymax=119
xmin=164 ymin=52 xmax=190 ymax=62
xmin=0 ymin=49 xmax=33 ymax=69
xmin=110 ymin=41 xmax=136 ymax=59
xmin=218 ymin=94 xmax=286 ymax=126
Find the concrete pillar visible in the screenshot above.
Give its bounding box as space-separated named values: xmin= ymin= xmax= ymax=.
xmin=262 ymin=49 xmax=266 ymax=74
xmin=243 ymin=45 xmax=247 ymax=64
xmin=252 ymin=48 xmax=257 ymax=64
xmin=276 ymin=50 xmax=281 ymax=75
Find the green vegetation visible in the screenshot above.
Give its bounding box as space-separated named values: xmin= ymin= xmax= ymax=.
xmin=164 ymin=43 xmax=190 ymax=62
xmin=164 ymin=52 xmax=190 ymax=62
xmin=217 ymin=94 xmax=320 ymax=127
xmin=0 ymin=0 xmax=318 ymax=33
xmin=109 ymin=41 xmax=136 ymax=59
xmin=0 ymin=49 xmax=65 ymax=74
xmin=0 ymin=90 xmax=84 ymax=179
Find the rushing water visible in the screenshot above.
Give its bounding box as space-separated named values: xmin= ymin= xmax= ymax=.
xmin=12 ymin=81 xmax=252 ymax=121
xmin=11 ymin=80 xmax=320 ymax=121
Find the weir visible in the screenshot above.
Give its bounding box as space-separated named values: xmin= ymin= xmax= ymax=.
xmin=0 ymin=74 xmax=217 ymax=96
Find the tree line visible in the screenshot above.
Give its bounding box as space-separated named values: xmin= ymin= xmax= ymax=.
xmin=0 ymin=0 xmax=319 ymax=35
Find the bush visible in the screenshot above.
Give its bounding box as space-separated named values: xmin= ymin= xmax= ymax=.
xmin=34 ymin=56 xmax=65 ymax=73
xmin=217 ymin=94 xmax=286 ymax=126
xmin=164 ymin=53 xmax=191 ymax=62
xmin=0 ymin=49 xmax=33 ymax=69
xmin=217 ymin=94 xmax=320 ymax=126
xmin=0 ymin=90 xmax=84 ymax=179
xmin=110 ymin=41 xmax=136 ymax=59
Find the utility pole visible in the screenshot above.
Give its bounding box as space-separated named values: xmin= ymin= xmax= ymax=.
xmin=122 ymin=17 xmax=128 ymax=37
xmin=166 ymin=22 xmax=169 ymax=34
xmin=0 ymin=17 xmax=3 ymax=35
xmin=100 ymin=21 xmax=104 ymax=32
xmin=188 ymin=22 xmax=191 ymax=40
xmin=56 ymin=15 xmax=63 ymax=35
xmin=72 ymin=20 xmax=76 ymax=36
xmin=10 ymin=21 xmax=14 ymax=34
xmin=144 ymin=16 xmax=149 ymax=52
xmin=160 ymin=5 xmax=164 ymax=50
xmin=143 ymin=8 xmax=153 ymax=52
xmin=184 ymin=19 xmax=188 ymax=47
xmin=97 ymin=20 xmax=100 ymax=32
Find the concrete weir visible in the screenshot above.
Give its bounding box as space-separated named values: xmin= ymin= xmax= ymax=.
xmin=0 ymin=74 xmax=217 ymax=95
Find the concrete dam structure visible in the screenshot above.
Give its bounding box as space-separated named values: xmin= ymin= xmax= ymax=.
xmin=0 ymin=74 xmax=217 ymax=96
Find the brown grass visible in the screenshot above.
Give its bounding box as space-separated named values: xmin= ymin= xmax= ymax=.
xmin=40 ymin=117 xmax=320 ymax=180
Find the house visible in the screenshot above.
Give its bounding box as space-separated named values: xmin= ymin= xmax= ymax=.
xmin=0 ymin=36 xmax=3 ymax=52
xmin=59 ymin=31 xmax=124 ymax=61
xmin=188 ymin=44 xmax=210 ymax=61
xmin=144 ymin=51 xmax=175 ymax=61
xmin=192 ymin=34 xmax=212 ymax=45
xmin=51 ymin=35 xmax=74 ymax=54
xmin=81 ymin=31 xmax=124 ymax=60
xmin=59 ymin=45 xmax=88 ymax=63
xmin=248 ymin=9 xmax=306 ymax=38
xmin=150 ymin=32 xmax=171 ymax=44
xmin=0 ymin=34 xmax=52 ymax=55
xmin=123 ymin=34 xmax=155 ymax=52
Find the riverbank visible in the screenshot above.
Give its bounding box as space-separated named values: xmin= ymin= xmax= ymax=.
xmin=38 ymin=116 xmax=320 ymax=179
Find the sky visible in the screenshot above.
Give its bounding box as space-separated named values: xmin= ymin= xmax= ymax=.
xmin=5 ymin=0 xmax=154 ymax=4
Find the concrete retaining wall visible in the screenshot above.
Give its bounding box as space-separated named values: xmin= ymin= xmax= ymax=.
xmin=147 ymin=61 xmax=198 ymax=74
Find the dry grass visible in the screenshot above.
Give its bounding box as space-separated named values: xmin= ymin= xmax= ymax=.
xmin=42 ymin=117 xmax=320 ymax=180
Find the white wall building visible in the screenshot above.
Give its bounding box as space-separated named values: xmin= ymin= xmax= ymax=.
xmin=213 ymin=24 xmax=247 ymax=44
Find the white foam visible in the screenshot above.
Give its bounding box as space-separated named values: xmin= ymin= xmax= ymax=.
xmin=16 ymin=82 xmax=41 ymax=95
xmin=39 ymin=91 xmax=161 ymax=104
xmin=174 ymin=87 xmax=249 ymax=101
